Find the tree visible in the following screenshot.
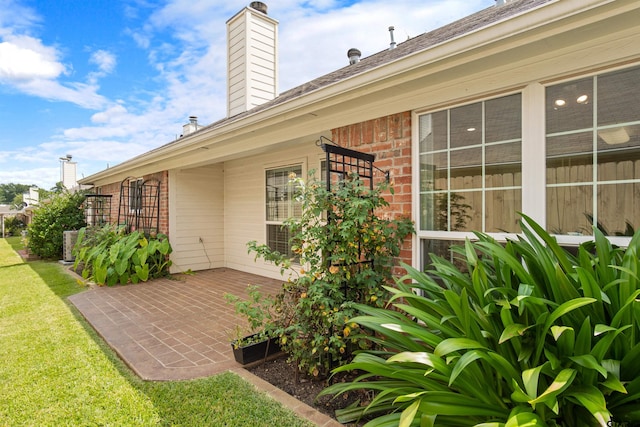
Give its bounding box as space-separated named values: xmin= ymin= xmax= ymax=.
xmin=0 ymin=183 xmax=32 ymax=204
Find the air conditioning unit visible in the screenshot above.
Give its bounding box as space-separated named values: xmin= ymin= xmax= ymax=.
xmin=62 ymin=230 xmax=79 ymax=262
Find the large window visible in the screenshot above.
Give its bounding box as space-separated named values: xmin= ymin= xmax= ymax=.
xmin=416 ymin=93 xmax=522 ymax=269
xmin=415 ymin=64 xmax=640 ymax=270
xmin=418 ymin=93 xmax=522 ymax=234
xmin=546 ymin=66 xmax=640 ymax=236
xmin=265 ymin=165 xmax=302 ymax=257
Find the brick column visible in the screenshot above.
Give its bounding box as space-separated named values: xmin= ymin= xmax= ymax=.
xmin=331 ymin=111 xmax=413 ymax=271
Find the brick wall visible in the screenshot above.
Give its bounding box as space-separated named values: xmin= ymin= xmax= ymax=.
xmin=93 ymin=171 xmax=169 ymax=236
xmin=331 ymin=111 xmax=413 ymax=270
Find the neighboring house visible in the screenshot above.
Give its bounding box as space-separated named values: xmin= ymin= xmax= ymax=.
xmin=78 ymin=0 xmax=640 ymax=280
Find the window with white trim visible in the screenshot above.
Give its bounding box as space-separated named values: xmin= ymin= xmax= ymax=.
xmin=546 ymin=65 xmax=640 ymax=236
xmin=418 ymin=93 xmax=523 ymax=233
xmin=416 ymin=93 xmax=522 ymax=268
xmin=265 ymin=165 xmax=302 ymax=257
xmin=129 ymin=178 xmax=143 ymax=212
xmin=414 ymin=64 xmax=640 ymax=270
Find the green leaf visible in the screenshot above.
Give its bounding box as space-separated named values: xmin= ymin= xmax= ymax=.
xmin=594 ymin=324 xmax=616 ymax=336
xmin=504 ymin=411 xmax=547 ymax=427
xmin=134 ymin=264 xmax=150 ymax=281
xmin=566 ymin=386 xmax=611 ymax=426
xmin=522 ymin=365 xmax=545 ymax=398
xmin=511 ymin=381 xmax=532 ymax=403
xmin=434 ymin=338 xmax=486 ymax=358
xmin=529 ymin=368 xmax=576 ymax=407
xmin=601 ymin=374 xmax=627 ymax=394
xmin=399 ymin=399 xmax=419 ymax=427
xmin=449 ymin=351 xmax=482 ymax=386
xmin=499 ymin=324 xmax=531 ymax=344
xmin=417 ymin=392 xmax=507 ymax=418
xmin=569 ymin=354 xmax=607 ymax=378
xmin=388 ymin=352 xmax=448 ymax=373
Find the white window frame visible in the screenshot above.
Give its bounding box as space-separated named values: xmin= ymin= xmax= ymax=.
xmin=128 ymin=178 xmax=143 ymax=213
xmin=412 ymin=64 xmax=640 ymax=268
xmin=264 ymin=163 xmax=304 ymax=258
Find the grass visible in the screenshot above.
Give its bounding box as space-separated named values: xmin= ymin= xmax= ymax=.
xmin=0 ymin=237 xmax=313 ymax=426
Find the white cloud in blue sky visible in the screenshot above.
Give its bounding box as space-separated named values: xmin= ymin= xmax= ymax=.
xmin=0 ymin=0 xmax=494 ymax=189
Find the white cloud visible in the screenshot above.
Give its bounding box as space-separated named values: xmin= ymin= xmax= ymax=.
xmin=0 ymin=0 xmax=496 ymax=188
xmin=0 ymin=0 xmax=40 ymax=34
xmin=90 ymin=49 xmax=117 ymax=74
xmin=0 ymin=166 xmax=59 ymax=189
xmin=90 ymin=104 xmax=128 ymax=124
xmin=0 ymin=10 xmax=109 ymax=109
xmin=0 ymin=35 xmax=65 ymax=81
xmin=13 ymin=79 xmax=107 ymax=109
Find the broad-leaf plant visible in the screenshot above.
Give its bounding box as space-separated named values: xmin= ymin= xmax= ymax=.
xmin=321 ymin=215 xmax=640 ymax=426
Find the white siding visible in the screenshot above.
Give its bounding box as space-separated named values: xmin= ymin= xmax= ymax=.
xmin=169 ymin=165 xmax=225 ymax=273
xmin=224 ymin=144 xmax=323 ymax=279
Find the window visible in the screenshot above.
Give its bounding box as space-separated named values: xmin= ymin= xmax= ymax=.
xmin=129 ymin=179 xmax=143 ymax=212
xmin=416 ymin=93 xmax=522 ymax=269
xmin=546 ymin=66 xmax=640 ymax=236
xmin=418 ymin=93 xmax=522 ymax=234
xmin=265 ymin=165 xmax=302 ymax=257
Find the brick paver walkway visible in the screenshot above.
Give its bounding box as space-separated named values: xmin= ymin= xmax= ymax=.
xmin=69 ymin=268 xmax=283 ymax=381
xmin=68 ymin=267 xmax=341 ymax=426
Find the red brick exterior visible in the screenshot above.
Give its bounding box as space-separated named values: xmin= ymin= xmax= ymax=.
xmin=93 ymin=171 xmax=169 ymax=236
xmin=331 ymin=111 xmax=414 ymax=270
xmin=91 ymin=113 xmax=413 ymax=269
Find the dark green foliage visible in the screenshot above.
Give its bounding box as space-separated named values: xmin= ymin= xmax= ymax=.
xmin=248 ymin=172 xmax=414 ymax=377
xmin=321 ymin=215 xmax=640 ymax=427
xmin=0 ymin=183 xmax=31 ymax=204
xmin=27 ymin=192 xmax=86 ymax=259
xmin=3 ymin=216 xmax=26 ymax=236
xmin=73 ymin=224 xmax=172 ymax=286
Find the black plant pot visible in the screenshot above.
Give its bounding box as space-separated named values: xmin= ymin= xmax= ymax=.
xmin=231 ymin=334 xmax=281 ymax=365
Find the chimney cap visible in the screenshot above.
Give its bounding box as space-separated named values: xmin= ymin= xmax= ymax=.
xmin=250 ymin=2 xmax=268 ymax=14
xmin=347 ymin=48 xmax=361 ymax=65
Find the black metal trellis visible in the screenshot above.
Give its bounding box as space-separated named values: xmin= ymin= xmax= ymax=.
xmin=319 ymin=137 xmax=390 ymax=296
xmin=320 ymin=136 xmax=389 ymax=191
xmin=83 ymin=194 xmax=112 ymax=226
xmin=117 ymin=177 xmax=161 ymax=235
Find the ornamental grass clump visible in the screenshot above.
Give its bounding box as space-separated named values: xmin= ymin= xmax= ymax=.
xmin=320 ymin=215 xmax=640 ymax=426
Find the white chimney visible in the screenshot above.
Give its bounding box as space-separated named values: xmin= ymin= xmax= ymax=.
xmin=59 ymin=154 xmax=77 ymax=189
xmin=226 ymin=2 xmax=279 ymax=117
xmin=182 ymin=116 xmax=199 ymax=136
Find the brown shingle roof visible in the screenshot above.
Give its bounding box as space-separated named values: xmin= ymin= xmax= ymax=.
xmin=144 ymin=0 xmax=553 ymax=153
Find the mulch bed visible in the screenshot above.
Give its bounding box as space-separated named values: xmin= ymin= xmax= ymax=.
xmin=247 ymin=355 xmax=371 ymax=426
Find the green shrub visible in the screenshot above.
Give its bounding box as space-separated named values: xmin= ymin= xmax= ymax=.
xmin=27 ymin=192 xmax=86 ymax=259
xmin=320 ymin=215 xmax=640 ymax=426
xmin=73 ymin=224 xmax=172 ymax=286
xmin=248 ymin=172 xmax=413 ymax=377
xmin=4 ymin=216 xmax=26 ymax=236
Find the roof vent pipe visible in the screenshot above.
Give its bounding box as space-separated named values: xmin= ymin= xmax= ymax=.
xmin=250 ymin=2 xmax=268 ymax=14
xmin=347 ymin=48 xmax=361 ymax=65
xmin=388 ymin=26 xmax=396 ymax=50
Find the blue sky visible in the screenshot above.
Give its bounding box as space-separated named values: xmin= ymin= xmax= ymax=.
xmin=0 ymin=0 xmax=494 ymax=189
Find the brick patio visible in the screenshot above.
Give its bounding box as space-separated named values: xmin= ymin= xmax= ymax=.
xmin=68 ymin=267 xmax=340 ymax=427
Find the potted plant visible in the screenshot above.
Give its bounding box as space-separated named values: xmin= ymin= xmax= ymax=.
xmin=224 ymin=285 xmax=282 ymax=365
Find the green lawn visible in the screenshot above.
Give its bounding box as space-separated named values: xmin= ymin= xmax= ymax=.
xmin=0 ymin=237 xmax=312 ymax=426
